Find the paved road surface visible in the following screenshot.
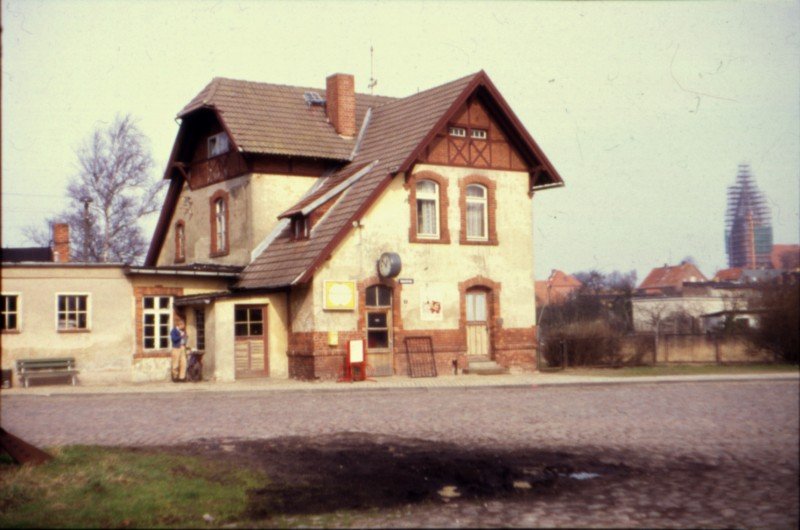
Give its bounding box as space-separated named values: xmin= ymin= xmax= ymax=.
xmin=2 ymin=380 xmax=798 ymax=528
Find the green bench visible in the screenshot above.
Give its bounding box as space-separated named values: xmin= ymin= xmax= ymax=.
xmin=15 ymin=358 xmax=79 ymax=388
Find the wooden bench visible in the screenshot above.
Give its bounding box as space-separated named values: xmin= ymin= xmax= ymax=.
xmin=15 ymin=358 xmax=79 ymax=388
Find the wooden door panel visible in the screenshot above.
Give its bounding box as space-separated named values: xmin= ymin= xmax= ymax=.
xmin=467 ymin=324 xmax=490 ymax=357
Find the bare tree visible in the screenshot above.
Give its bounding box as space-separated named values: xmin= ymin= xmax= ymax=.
xmin=24 ymin=115 xmax=164 ymax=263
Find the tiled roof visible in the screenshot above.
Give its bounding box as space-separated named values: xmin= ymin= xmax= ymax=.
xmin=637 ymin=263 xmax=707 ymax=295
xmin=1 ymin=247 xmax=52 ymax=263
xmin=770 ymin=244 xmax=800 ymax=270
xmin=179 ymin=77 xmax=395 ymax=160
xmin=713 ymin=268 xmax=744 ymax=282
xmin=236 ymin=73 xmax=479 ymax=289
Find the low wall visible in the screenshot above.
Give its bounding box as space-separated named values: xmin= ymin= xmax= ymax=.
xmin=621 ymin=334 xmax=776 ymax=364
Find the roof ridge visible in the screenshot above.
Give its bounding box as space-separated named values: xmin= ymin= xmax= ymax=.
xmin=199 ymin=75 xmax=398 ymax=100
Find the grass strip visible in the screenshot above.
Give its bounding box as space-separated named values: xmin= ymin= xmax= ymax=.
xmin=0 ymin=445 xmax=265 ymax=528
xmin=559 ymin=363 xmax=800 ymax=377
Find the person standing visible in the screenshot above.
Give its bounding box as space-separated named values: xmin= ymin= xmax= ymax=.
xmin=170 ymin=319 xmax=188 ymax=382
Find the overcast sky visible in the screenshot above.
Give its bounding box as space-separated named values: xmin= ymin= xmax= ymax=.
xmin=2 ymin=0 xmax=798 ymax=281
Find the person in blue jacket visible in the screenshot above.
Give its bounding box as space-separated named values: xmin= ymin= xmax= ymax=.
xmin=170 ymin=319 xmax=188 ymax=382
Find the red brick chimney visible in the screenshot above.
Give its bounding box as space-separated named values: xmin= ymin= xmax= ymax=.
xmin=52 ymin=223 xmax=70 ymax=263
xmin=326 ymin=73 xmax=356 ymax=137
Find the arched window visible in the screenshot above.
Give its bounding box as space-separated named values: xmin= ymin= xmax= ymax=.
xmin=465 ymin=184 xmax=488 ymax=240
xmin=209 ymin=190 xmax=229 ymax=256
xmin=416 ymin=180 xmax=439 ymax=238
xmin=175 ymin=221 xmax=186 ymax=263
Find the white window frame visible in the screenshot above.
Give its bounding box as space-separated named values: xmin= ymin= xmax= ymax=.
xmin=470 ymin=128 xmax=488 ymax=140
xmin=416 ymin=180 xmax=440 ymax=239
xmin=55 ymin=293 xmax=91 ymax=331
xmin=142 ymin=295 xmax=173 ymax=350
xmin=465 ymin=184 xmax=489 ymax=241
xmin=1 ymin=292 xmax=22 ymax=332
xmin=214 ymin=198 xmax=227 ymax=252
xmin=448 ymin=126 xmax=466 ymax=137
xmin=207 ymin=132 xmax=230 ymax=158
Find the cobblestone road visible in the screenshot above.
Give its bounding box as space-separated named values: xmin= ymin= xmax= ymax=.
xmin=2 ymin=380 xmax=798 ymax=528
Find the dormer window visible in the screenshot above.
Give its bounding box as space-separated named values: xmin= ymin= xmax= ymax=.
xmin=470 ymin=129 xmax=487 ymax=140
xmin=291 ymin=215 xmax=309 ymax=240
xmin=207 ymin=132 xmax=229 ymax=158
xmin=448 ymin=126 xmax=466 ymax=137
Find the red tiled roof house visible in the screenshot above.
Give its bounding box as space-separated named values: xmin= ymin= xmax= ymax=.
xmin=145 ymin=71 xmax=564 ymax=380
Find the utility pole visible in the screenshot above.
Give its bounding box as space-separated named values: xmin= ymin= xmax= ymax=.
xmin=82 ymin=197 xmax=93 ymax=261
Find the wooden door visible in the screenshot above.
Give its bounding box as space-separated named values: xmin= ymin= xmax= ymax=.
xmin=234 ymin=305 xmax=268 ymax=378
xmin=365 ymin=285 xmax=393 ymax=376
xmin=466 ymin=290 xmax=490 ymax=358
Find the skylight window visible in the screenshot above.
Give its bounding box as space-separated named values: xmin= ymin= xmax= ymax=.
xmin=304 ymin=91 xmax=326 ymax=106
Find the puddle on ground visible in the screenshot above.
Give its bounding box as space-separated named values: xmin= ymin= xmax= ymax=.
xmin=173 ymin=433 xmax=634 ymax=519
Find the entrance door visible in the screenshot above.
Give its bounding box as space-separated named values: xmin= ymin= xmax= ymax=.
xmin=466 ymin=289 xmax=490 ymax=358
xmin=234 ymin=305 xmax=268 ymax=378
xmin=365 ymin=285 xmax=393 ymax=376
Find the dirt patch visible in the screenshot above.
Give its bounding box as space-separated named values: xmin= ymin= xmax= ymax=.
xmin=162 ymin=433 xmax=644 ymax=519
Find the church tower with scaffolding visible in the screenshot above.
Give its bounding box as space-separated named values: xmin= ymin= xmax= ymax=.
xmin=725 ymin=164 xmax=773 ymax=268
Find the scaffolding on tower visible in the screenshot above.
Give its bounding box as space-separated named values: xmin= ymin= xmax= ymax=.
xmin=725 ymin=164 xmax=773 ymax=268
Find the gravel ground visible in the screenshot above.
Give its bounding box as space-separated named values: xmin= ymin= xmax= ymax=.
xmin=2 ymin=380 xmax=798 ymax=528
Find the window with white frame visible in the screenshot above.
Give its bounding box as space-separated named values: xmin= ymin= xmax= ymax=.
xmin=448 ymin=126 xmax=466 ymax=137
xmin=466 ymin=184 xmax=488 ymax=240
xmin=470 ymin=128 xmax=488 ymax=140
xmin=214 ymin=198 xmax=227 ymax=252
xmin=1 ymin=294 xmax=20 ymax=332
xmin=416 ymin=180 xmax=440 ymax=238
xmin=207 ymin=132 xmax=229 ymax=157
xmin=143 ymin=296 xmax=172 ymax=349
xmin=56 ymin=294 xmax=89 ymax=331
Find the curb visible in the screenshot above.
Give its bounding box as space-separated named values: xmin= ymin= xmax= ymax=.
xmin=2 ymin=372 xmax=797 ymax=398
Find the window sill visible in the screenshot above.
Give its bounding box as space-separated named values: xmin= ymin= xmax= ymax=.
xmin=1 ymin=329 xmax=21 ymax=334
xmin=410 ymin=235 xmax=451 ymax=245
xmin=459 ymin=238 xmax=499 ymax=246
xmin=57 ymin=329 xmax=91 ymax=334
xmin=134 ymin=351 xmax=172 ymax=359
xmin=209 ymin=250 xmax=229 ymax=258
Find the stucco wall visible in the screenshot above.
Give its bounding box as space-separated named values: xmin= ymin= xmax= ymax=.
xmin=156 ymin=173 xmax=314 ymax=267
xmin=211 ymin=293 xmax=290 ymax=382
xmin=1 ymin=265 xmax=133 ymax=385
xmin=311 ymin=163 xmax=536 ymax=336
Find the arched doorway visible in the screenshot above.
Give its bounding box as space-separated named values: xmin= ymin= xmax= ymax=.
xmin=465 ymin=288 xmax=491 ymax=359
xmin=365 ymin=284 xmax=393 ymax=376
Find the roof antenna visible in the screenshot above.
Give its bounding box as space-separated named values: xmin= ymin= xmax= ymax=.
xmin=368 ymin=45 xmax=378 ymax=95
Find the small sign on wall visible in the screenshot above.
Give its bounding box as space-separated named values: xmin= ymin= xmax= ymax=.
xmin=420 ymin=284 xmax=444 ymax=321
xmin=323 ymin=281 xmax=356 ymax=311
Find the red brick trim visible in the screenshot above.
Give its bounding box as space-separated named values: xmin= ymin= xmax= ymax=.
xmin=209 ymin=189 xmax=230 ymax=257
xmin=458 ymin=175 xmax=498 ymax=246
xmin=174 ymin=220 xmax=186 ymax=263
xmin=406 ymin=171 xmax=450 ymax=244
xmin=134 ymin=286 xmax=184 ymax=356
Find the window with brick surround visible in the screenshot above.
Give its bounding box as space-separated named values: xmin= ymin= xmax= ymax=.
xmin=459 ymin=176 xmax=498 ymax=245
xmin=143 ymin=296 xmax=172 ymax=350
xmin=465 ymin=184 xmax=488 ymax=240
xmin=56 ymin=294 xmax=90 ymax=331
xmin=407 ymin=171 xmax=450 ymax=244
xmin=1 ymin=294 xmax=20 ymax=332
xmin=209 ymin=190 xmax=229 ymax=256
xmin=416 ymin=180 xmax=440 ymax=238
xmin=175 ymin=220 xmax=186 ymax=263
